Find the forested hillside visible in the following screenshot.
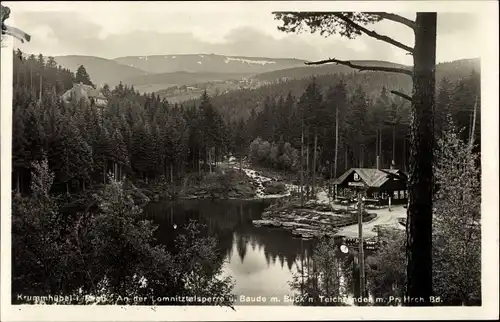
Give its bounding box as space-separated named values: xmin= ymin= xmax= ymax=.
xmin=12 ymin=50 xmax=236 ymax=196
xmin=53 ymin=55 xmax=149 ymax=86
xmin=251 ymin=58 xmax=479 ymax=83
xmin=11 ymin=49 xmax=480 ymax=197
xmin=231 ymin=71 xmax=480 ymax=178
xmin=113 ymin=54 xmax=306 ymax=74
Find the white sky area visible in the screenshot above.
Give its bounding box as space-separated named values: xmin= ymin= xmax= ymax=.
xmin=4 ymin=1 xmax=487 ymax=64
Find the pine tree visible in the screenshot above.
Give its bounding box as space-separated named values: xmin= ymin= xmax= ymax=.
xmin=54 ymin=115 xmax=93 ymax=194
xmin=12 ymin=105 xmax=28 ymax=193
xmin=46 ymin=56 xmax=57 ymax=69
xmin=346 ymin=86 xmax=369 ymax=167
xmin=94 ymin=124 xmax=112 ymax=184
xmin=298 ymin=78 xmax=324 ymax=198
xmin=75 ymin=65 xmax=93 ymax=87
xmin=108 ymin=128 xmax=128 ymax=181
xmin=131 ymin=120 xmax=154 ymax=181
xmin=433 ymin=116 xmax=481 ymax=305
xmin=199 ymin=91 xmax=221 ymax=172
xmin=234 ymin=118 xmax=249 ymax=171
xmin=101 ymin=83 xmax=111 ymax=98
xmin=325 ymin=81 xmax=348 ymax=180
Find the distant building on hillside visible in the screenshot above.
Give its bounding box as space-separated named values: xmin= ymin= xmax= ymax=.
xmin=333 ymin=167 xmax=408 ymax=205
xmin=61 ymin=82 xmax=108 ymax=113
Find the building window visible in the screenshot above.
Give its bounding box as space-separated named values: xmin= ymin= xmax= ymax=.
xmin=373 ymin=192 xmax=379 ymax=199
xmin=393 ymin=191 xmax=399 ymax=199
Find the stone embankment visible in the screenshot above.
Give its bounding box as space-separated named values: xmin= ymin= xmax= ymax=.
xmin=253 ymin=201 xmax=377 ymax=241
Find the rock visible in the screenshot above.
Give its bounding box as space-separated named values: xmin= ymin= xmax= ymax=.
xmin=281 ymin=222 xmax=314 ymax=230
xmin=252 ymin=220 xmax=281 ymax=227
xmin=292 ymin=227 xmax=335 ymax=239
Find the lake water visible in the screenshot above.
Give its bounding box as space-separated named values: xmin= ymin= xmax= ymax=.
xmin=143 ymin=198 xmax=360 ymax=306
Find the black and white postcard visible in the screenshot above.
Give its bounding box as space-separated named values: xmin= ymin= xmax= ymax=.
xmin=1 ymin=1 xmax=498 ymax=321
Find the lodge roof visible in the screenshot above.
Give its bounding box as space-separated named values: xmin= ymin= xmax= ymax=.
xmin=333 ymin=167 xmax=407 ymax=188
xmin=75 ymin=83 xmax=106 ymax=99
xmin=61 ymin=82 xmax=107 ymax=105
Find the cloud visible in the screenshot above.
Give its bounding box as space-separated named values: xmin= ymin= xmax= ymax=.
xmin=11 ymin=10 xmax=481 ymax=64
xmin=437 ymin=13 xmax=480 ymax=35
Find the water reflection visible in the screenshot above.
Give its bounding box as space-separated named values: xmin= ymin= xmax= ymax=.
xmin=143 ymin=199 xmax=361 ymax=306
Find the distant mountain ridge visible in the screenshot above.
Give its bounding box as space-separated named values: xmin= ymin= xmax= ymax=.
xmin=252 ymin=60 xmax=412 ymax=82
xmin=50 ymin=53 xmax=480 ymax=96
xmin=53 ymin=55 xmax=148 ymax=87
xmin=52 ymin=53 xmax=307 ymax=88
xmin=112 ymin=54 xmax=307 ymax=74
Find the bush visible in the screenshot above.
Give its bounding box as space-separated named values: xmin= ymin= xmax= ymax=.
xmin=263 ymin=181 xmax=286 ymax=195
xmin=12 ymin=159 xmax=235 ymax=305
xmin=249 ymin=137 xmax=299 ymax=171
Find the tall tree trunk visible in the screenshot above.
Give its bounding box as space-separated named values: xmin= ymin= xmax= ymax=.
xmin=334 ymin=110 xmax=339 ymax=199
xmin=300 ymin=120 xmax=304 ymax=207
xmin=344 ymin=148 xmax=348 ymax=171
xmin=360 ymin=145 xmax=364 ymax=168
xmin=405 ymin=12 xmax=436 ymax=306
xmin=312 ymin=132 xmax=318 ymax=197
xmin=197 ymin=148 xmax=201 ymax=173
xmin=192 ymin=148 xmax=196 ymax=170
xmin=469 ymin=95 xmax=478 ymax=147
xmin=358 ymin=190 xmax=365 ymax=300
xmin=392 ymin=124 xmax=396 ymax=166
xmin=328 ymin=161 xmax=333 ymax=197
xmin=103 ymin=161 xmax=106 ymax=184
xmin=16 ymin=171 xmax=20 ymax=194
xmin=403 ymin=136 xmax=407 ymax=172
xmin=165 ymin=158 xmax=168 ymax=182
xmin=39 ymin=75 xmax=42 ymax=104
xmin=205 ymin=147 xmax=208 ymax=173
xmin=208 ymin=147 xmax=212 ymax=173
xmin=379 ymin=129 xmax=382 ymax=168
xmin=306 ymin=128 xmax=310 ymax=199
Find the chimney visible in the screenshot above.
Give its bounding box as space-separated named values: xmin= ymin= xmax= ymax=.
xmin=376 ymin=156 xmax=380 ymax=169
xmin=390 ymin=160 xmax=396 ymax=170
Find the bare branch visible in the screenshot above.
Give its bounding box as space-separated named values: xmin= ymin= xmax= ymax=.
xmin=305 ymin=58 xmax=413 ymax=77
xmin=333 ymin=13 xmax=414 ymax=54
xmin=373 ymin=12 xmax=416 ymax=30
xmin=390 ymin=90 xmax=413 ymax=101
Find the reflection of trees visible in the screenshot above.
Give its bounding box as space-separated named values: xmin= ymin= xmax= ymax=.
xmin=144 ymin=199 xmax=317 ymax=269
xmin=289 ymin=238 xmax=356 ymax=306
xmin=236 ymin=233 xmax=247 ymax=263
xmin=143 ymin=199 xmax=370 ymax=306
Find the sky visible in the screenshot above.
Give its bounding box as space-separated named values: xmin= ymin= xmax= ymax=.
xmin=4 ymin=1 xmax=487 ymax=65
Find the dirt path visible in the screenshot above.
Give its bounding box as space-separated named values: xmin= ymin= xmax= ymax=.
xmin=335 ymin=205 xmax=407 ymax=238
xmin=223 ymin=159 xmax=407 ymax=239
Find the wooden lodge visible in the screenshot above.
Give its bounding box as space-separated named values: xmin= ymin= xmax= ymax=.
xmin=61 ymin=82 xmax=108 ymax=114
xmin=333 ymin=167 xmax=408 ymax=206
